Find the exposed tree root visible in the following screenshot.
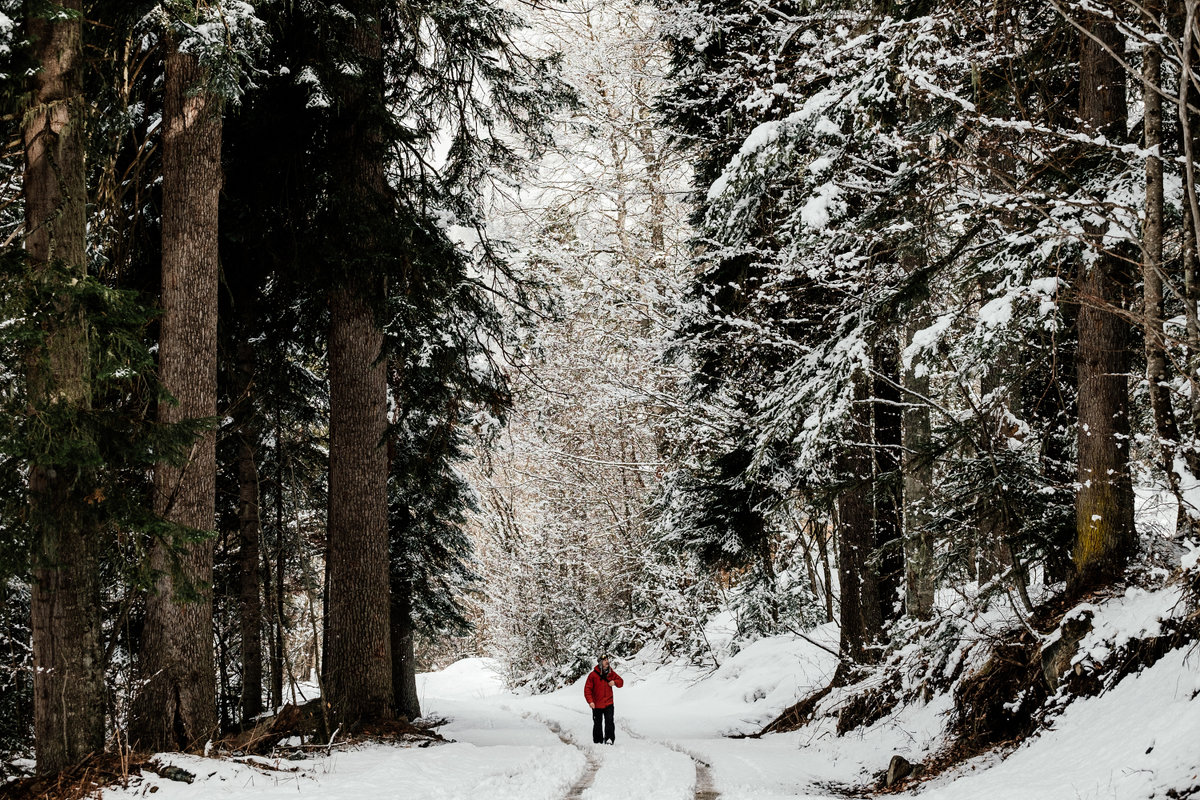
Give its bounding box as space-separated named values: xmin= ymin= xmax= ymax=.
xmin=2 ymin=754 xmax=150 ymax=800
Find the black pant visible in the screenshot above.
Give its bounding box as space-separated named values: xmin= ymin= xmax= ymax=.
xmin=592 ymin=705 xmax=615 ymax=743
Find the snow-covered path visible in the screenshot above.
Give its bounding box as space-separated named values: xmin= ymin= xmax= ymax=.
xmin=426 ymin=663 xmax=730 ymax=800
xmin=97 ymin=619 xmax=1200 ymax=800
xmin=113 ymin=632 xmax=845 ymax=800
xmin=415 ymin=632 xmax=846 ymax=800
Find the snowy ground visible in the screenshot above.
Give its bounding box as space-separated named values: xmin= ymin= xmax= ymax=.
xmin=102 ymin=606 xmax=1200 ymax=800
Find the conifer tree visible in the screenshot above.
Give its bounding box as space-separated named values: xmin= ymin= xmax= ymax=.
xmin=131 ymin=3 xmax=225 ymax=750
xmin=316 ymin=0 xmax=395 ymax=727
xmin=1071 ymin=9 xmax=1136 ymax=590
xmin=21 ymin=0 xmax=105 ymax=773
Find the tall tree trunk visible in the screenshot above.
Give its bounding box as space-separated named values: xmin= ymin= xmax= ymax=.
xmin=1177 ymin=1 xmax=1200 ymax=454
xmin=1145 ymin=0 xmax=1194 ymax=535
xmin=326 ymin=284 xmax=393 ymax=724
xmin=236 ymin=335 xmax=264 ymax=724
xmin=977 ymin=321 xmax=1015 ymax=585
xmin=872 ymin=341 xmax=903 ymax=622
xmin=23 ymin=0 xmax=105 ymax=774
xmin=131 ymin=40 xmax=222 ymax=752
xmin=901 ymin=317 xmax=935 ymax=620
xmin=1072 ymin=13 xmax=1135 ymax=591
xmin=321 ymin=0 xmax=394 ymax=726
xmin=817 ymin=520 xmax=834 ymax=623
xmin=837 ymin=374 xmax=882 ymax=668
xmin=1184 ymin=181 xmax=1200 ymax=533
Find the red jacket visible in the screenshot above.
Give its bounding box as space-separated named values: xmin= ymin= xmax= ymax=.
xmin=584 ymin=665 xmax=624 ymax=708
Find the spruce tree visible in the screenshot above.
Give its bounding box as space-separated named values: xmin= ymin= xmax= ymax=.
xmin=131 ymin=5 xmax=224 ymax=751
xmin=21 ymin=0 xmax=105 ymax=773
xmin=1071 ymin=9 xmax=1136 ymax=590
xmin=315 ymin=0 xmax=395 ymax=727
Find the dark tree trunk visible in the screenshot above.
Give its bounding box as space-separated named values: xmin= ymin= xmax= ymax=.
xmin=872 ymin=341 xmax=903 ymax=622
xmin=901 ymin=316 xmax=935 ymax=620
xmin=216 ymin=571 xmax=232 ymax=732
xmin=325 ymin=284 xmax=394 ymax=725
xmin=390 ymin=552 xmax=421 ymax=721
xmin=23 ymin=0 xmax=105 ymax=773
xmin=977 ymin=331 xmax=1014 ymax=585
xmin=275 ymin=495 xmax=286 ymax=705
xmin=236 ymin=336 xmax=264 ymax=723
xmin=1142 ymin=3 xmax=1193 ymax=531
xmin=1183 ymin=2 xmax=1200 ymax=486
xmin=817 ymin=521 xmax=834 ymax=623
xmin=1072 ymin=13 xmax=1136 ymax=591
xmin=837 ymin=374 xmax=882 ymax=666
xmin=269 ymin=416 xmax=285 ymax=710
xmin=130 ymin=42 xmax=222 ymax=752
xmin=321 ymin=0 xmax=395 ymax=726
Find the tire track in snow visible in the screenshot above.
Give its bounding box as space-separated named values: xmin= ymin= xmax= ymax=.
xmin=532 ymin=701 xmax=720 ymax=800
xmin=616 ymin=715 xmax=720 ymax=800
xmin=523 ymin=712 xmax=601 ymax=800
xmin=692 ymin=758 xmax=718 ymax=800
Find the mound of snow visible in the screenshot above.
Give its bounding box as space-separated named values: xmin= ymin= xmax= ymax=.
xmin=531 ymin=624 xmax=841 ymax=741
xmin=417 ymin=657 xmax=504 ymax=702
xmin=685 ymin=625 xmax=841 ymax=713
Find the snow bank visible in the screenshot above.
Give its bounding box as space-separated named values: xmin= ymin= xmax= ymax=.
xmin=539 ymin=625 xmax=841 ymax=741
xmin=919 ymin=645 xmax=1200 ymax=800
xmin=417 ymin=657 xmax=505 ymax=703
xmin=124 ymin=739 xmax=584 ymax=800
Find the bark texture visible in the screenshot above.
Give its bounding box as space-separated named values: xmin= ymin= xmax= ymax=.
xmin=321 ymin=0 xmax=395 ymax=726
xmin=977 ymin=337 xmax=1015 ymax=585
xmin=837 ymin=374 xmax=882 ymax=665
xmin=268 ymin=421 xmax=285 ymax=710
xmin=1072 ymin=14 xmax=1135 ymax=590
xmin=1142 ymin=6 xmax=1191 ymax=530
xmin=131 ymin=43 xmax=222 ymax=752
xmin=325 ymin=286 xmax=394 ymax=724
xmin=23 ymin=0 xmax=106 ymax=774
xmin=1185 ymin=1 xmax=1200 ymax=458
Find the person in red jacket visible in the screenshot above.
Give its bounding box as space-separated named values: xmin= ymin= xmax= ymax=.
xmin=584 ymin=655 xmax=624 ymax=744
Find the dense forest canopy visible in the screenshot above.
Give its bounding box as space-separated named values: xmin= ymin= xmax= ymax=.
xmin=1 ymin=0 xmax=1199 ymax=785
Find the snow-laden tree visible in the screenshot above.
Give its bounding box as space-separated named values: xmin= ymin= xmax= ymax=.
xmin=656 ymin=0 xmax=1200 ymax=666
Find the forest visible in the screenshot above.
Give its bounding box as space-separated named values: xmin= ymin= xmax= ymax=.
xmin=2 ymin=0 xmax=1199 ymax=797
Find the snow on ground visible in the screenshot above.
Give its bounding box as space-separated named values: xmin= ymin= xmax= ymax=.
xmin=916 ymin=645 xmax=1200 ymax=800
xmin=117 ymin=689 xmax=585 ymax=800
xmin=99 ymin=588 xmax=1200 ymax=800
